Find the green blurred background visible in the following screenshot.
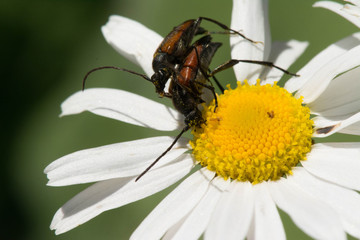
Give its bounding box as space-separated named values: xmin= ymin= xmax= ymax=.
xmin=2 ymin=0 xmax=359 ymax=239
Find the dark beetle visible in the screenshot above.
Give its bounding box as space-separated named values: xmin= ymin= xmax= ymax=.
xmin=83 ymin=17 xmax=256 ymax=96
xmin=150 ymin=16 xmax=256 ymax=97
xmin=170 ymin=35 xmax=221 ymax=128
xmin=135 ymin=35 xmax=222 ymax=181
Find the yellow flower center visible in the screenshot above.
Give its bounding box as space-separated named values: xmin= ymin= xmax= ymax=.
xmin=190 ymin=80 xmax=313 ymax=184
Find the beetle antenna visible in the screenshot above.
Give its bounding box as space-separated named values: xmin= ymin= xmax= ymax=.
xmin=135 ymin=126 xmax=190 ymax=182
xmin=82 ymin=66 xmax=152 ymax=90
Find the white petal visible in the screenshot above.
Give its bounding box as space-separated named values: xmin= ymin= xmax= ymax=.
xmin=343 ymin=1 xmax=360 ymax=17
xmin=345 ymin=0 xmax=360 ymax=7
xmin=205 ymin=181 xmax=254 ymax=240
xmin=230 ymin=0 xmax=271 ymax=84
xmin=314 ymin=1 xmax=360 ymax=28
xmin=309 ymin=66 xmax=360 ymax=117
xmin=50 ymin=155 xmax=194 ymax=235
xmin=61 ymin=88 xmax=181 ymax=131
xmin=261 ymin=40 xmax=308 ymax=84
xmin=296 ymin=44 xmax=360 ymax=104
xmin=291 ymin=167 xmax=360 ymax=238
xmin=339 ymin=120 xmax=360 ymax=135
xmin=285 ymin=32 xmax=360 ymax=93
xmin=162 ymin=217 xmax=187 ymax=240
xmin=268 ymin=177 xmax=345 ymax=240
xmin=247 ymin=183 xmax=285 ymax=240
xmin=312 ymin=111 xmax=360 ymax=137
xmin=163 ymin=177 xmax=230 ymax=240
xmin=130 ymin=169 xmax=216 ymax=240
xmin=45 ymin=136 xmax=189 ymax=186
xmin=302 ymin=143 xmax=360 ymax=191
xmin=101 ymin=15 xmax=162 ymax=76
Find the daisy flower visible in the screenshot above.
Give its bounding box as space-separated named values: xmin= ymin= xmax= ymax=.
xmin=45 ymin=0 xmax=360 ymax=239
xmin=314 ymin=0 xmax=360 ymax=28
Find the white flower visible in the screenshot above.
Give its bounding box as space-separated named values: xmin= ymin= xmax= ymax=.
xmin=45 ymin=0 xmax=360 ymax=239
xmin=314 ymin=0 xmax=360 ymax=28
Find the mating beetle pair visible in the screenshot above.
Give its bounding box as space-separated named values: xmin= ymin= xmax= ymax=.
xmin=83 ymin=17 xmax=297 ymax=181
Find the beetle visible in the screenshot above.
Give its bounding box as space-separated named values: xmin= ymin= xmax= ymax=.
xmin=150 ymin=16 xmax=259 ymax=97
xmin=83 ymin=16 xmax=258 ymax=95
xmin=171 ymin=35 xmax=222 ymax=117
xmin=135 ymin=35 xmax=222 ymax=181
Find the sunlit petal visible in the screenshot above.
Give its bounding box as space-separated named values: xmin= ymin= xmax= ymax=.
xmin=45 ymin=136 xmax=189 ymax=186
xmin=268 ymin=177 xmax=345 ymax=240
xmin=285 ymin=32 xmax=360 ymax=93
xmin=313 ymin=111 xmax=360 ymax=137
xmin=302 ymin=143 xmax=360 ymax=191
xmin=309 ymin=66 xmax=360 ymax=117
xmin=101 ymin=15 xmax=162 ymax=76
xmin=230 ymin=0 xmax=270 ymax=84
xmin=314 ymin=1 xmax=360 ymax=28
xmin=61 ymin=88 xmax=182 ymax=131
xmin=51 ymin=155 xmax=194 ymax=235
xmin=247 ymin=183 xmax=285 ymax=240
xmin=130 ymin=169 xmax=215 ymax=240
xmin=163 ymin=178 xmax=230 ymax=240
xmin=205 ymin=181 xmax=254 ymax=240
xmin=296 ymin=44 xmax=360 ymax=103
xmin=261 ymin=40 xmax=308 ymax=84
xmin=291 ymin=167 xmax=360 ymax=238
